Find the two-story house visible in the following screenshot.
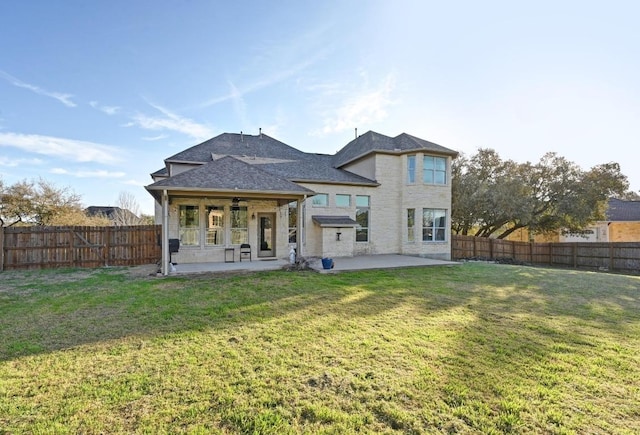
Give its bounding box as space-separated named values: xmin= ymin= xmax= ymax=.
xmin=146 ymin=130 xmax=458 ymax=274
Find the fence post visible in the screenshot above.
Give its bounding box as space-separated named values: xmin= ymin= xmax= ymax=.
xmin=529 ymin=241 xmax=534 ymax=263
xmin=0 ymin=226 xmax=4 ymax=272
xmin=489 ymin=238 xmax=494 ymax=260
xmin=69 ymin=227 xmax=75 ymax=267
xmin=573 ymin=243 xmax=578 ymax=268
xmin=104 ymin=226 xmax=110 ymax=267
xmin=609 ymin=244 xmax=614 ymax=272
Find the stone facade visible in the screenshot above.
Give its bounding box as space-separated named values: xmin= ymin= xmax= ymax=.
xmin=298 ymin=152 xmax=454 ymax=261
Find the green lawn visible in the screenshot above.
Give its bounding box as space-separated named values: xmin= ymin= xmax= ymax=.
xmin=1 ymin=263 xmax=639 ymax=434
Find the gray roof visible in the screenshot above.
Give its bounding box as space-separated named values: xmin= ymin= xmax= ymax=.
xmin=312 ymin=215 xmax=358 ymax=227
xmin=333 ymin=131 xmax=458 ymax=168
xmin=259 ymin=154 xmax=378 ymax=185
xmin=148 ymin=131 xmax=456 ymax=194
xmin=607 ymin=198 xmax=640 ymax=221
xmin=146 ymin=156 xmax=314 ymax=195
xmin=166 ymin=133 xmax=307 ymax=163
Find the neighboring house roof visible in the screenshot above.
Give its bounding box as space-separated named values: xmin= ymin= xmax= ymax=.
xmin=606 ymin=198 xmax=640 ymax=221
xmin=85 ymin=206 xmax=138 ymax=221
xmin=333 ymin=131 xmax=459 ymax=168
xmin=146 ymin=156 xmax=314 ymax=197
xmin=312 ymin=215 xmax=358 ymax=227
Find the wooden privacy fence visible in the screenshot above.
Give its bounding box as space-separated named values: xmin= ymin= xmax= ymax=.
xmin=0 ymin=225 xmax=162 ymax=271
xmin=452 ymin=235 xmax=640 ymax=274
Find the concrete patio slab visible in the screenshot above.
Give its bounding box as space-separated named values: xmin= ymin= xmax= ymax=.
xmin=308 ymin=255 xmax=460 ymax=272
xmin=168 ymin=254 xmax=459 ymax=275
xmin=170 ymin=258 xmax=288 ymax=275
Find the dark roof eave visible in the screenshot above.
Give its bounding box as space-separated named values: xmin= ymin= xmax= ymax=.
xmin=146 ymin=185 xmax=314 ymax=196
xmin=311 ymin=215 xmax=359 ymax=227
xmin=164 ymin=159 xmax=207 ymax=166
xmin=292 ymin=178 xmax=380 ymax=187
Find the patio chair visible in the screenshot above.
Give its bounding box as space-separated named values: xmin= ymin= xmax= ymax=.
xmin=239 ymin=243 xmax=252 ymax=261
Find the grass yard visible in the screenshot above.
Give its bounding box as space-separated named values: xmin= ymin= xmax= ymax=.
xmin=1 ymin=263 xmax=639 ymax=434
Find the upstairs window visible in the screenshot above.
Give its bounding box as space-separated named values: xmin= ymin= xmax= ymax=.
xmin=407 ymin=155 xmax=416 ymax=184
xmin=423 ymin=156 xmax=447 ymax=185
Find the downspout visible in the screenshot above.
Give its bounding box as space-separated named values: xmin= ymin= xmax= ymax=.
xmin=162 ymin=190 xmax=169 ymax=276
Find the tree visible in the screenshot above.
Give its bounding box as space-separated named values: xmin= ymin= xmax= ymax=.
xmin=112 ymin=191 xmax=143 ymax=226
xmin=0 ymin=178 xmax=109 ymax=226
xmin=452 ymin=149 xmax=629 ymax=238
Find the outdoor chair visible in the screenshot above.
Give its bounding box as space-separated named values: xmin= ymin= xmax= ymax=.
xmin=239 ymin=243 xmax=252 ymax=261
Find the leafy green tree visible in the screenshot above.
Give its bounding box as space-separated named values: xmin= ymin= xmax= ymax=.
xmin=452 ymin=150 xmax=629 ymax=238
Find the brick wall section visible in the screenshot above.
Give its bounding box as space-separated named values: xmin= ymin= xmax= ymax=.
xmin=610 ymin=222 xmax=640 ymax=242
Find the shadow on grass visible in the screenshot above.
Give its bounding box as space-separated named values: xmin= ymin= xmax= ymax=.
xmin=1 ymin=263 xmax=639 ymax=364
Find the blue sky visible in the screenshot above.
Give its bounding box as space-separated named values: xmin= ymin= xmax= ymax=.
xmin=1 ymin=1 xmax=639 ymax=215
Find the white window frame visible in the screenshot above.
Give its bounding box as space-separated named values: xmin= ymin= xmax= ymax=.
xmin=205 ymin=206 xmax=224 ymax=246
xmin=312 ymin=194 xmax=329 ymax=207
xmin=407 ymin=155 xmax=416 ymax=184
xmin=423 ymin=156 xmax=447 ymax=185
xmin=179 ymin=205 xmax=200 ymax=246
xmin=407 ymin=208 xmax=415 ymax=242
xmin=422 ymin=208 xmax=447 ymax=242
xmin=335 ymin=194 xmax=351 ymax=207
xmin=356 ymin=195 xmax=370 ymax=242
xmin=230 ymin=207 xmax=248 ymax=245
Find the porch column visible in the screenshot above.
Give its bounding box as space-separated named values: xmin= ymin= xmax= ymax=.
xmin=162 ymin=190 xmax=169 ymax=276
xmin=297 ymin=196 xmax=305 ymax=257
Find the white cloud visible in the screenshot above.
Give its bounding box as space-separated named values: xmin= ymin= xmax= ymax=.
xmin=89 ymin=101 xmax=120 ymax=115
xmin=0 ymin=132 xmax=122 ymax=164
xmin=131 ymin=101 xmax=213 ymax=141
xmin=123 ymin=179 xmax=147 ymax=186
xmin=0 ymin=156 xmax=44 ymax=167
xmin=142 ymin=134 xmax=168 ymax=141
xmin=314 ymin=73 xmax=396 ymax=135
xmin=0 ymin=70 xmax=76 ymax=107
xmin=51 ymin=168 xmax=126 ymax=178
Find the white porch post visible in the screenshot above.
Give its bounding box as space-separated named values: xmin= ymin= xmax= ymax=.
xmin=297 ymin=196 xmax=305 ymax=257
xmin=162 ymin=190 xmax=169 ymax=276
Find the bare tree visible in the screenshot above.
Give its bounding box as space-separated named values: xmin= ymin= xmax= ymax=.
xmin=112 ymin=191 xmax=143 ymax=226
xmin=0 ymin=178 xmax=106 ymax=226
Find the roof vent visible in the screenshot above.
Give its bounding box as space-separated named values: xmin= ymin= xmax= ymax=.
xmin=240 ymin=131 xmax=243 ymax=142
xmin=259 ymin=127 xmax=262 ymax=138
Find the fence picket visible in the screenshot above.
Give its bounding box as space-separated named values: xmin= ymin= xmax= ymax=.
xmin=1 ymin=225 xmax=161 ymax=270
xmin=452 ymin=235 xmax=640 ymax=274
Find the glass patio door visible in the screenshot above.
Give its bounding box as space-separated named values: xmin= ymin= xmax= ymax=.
xmin=258 ymin=213 xmax=275 ymax=257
